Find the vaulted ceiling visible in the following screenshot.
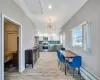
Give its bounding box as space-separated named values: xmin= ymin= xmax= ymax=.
xmin=13 ymin=0 xmax=88 ymax=33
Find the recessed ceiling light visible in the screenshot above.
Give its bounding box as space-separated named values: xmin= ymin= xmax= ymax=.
xmin=48 ymin=5 xmax=52 ymax=9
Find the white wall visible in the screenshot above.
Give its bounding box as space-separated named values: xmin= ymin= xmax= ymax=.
xmin=0 ymin=0 xmax=36 ymax=80
xmin=61 ymin=0 xmax=100 ymax=78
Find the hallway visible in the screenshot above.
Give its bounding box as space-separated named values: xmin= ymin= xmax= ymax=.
xmin=5 ymin=52 xmax=75 ymax=80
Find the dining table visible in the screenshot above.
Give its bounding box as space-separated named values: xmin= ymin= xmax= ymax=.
xmin=60 ymin=50 xmax=79 ymax=75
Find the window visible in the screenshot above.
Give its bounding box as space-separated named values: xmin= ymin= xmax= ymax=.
xmin=70 ymin=21 xmax=91 ymax=52
xmin=60 ymin=35 xmax=63 ymax=44
xmin=72 ymin=27 xmax=82 ymax=47
xmin=62 ymin=33 xmax=65 ymax=47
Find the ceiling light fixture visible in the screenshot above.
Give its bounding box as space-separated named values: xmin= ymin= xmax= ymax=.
xmin=46 ymin=18 xmax=54 ymax=33
xmin=48 ymin=5 xmax=52 ymax=9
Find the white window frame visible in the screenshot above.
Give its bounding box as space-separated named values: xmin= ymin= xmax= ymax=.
xmin=70 ymin=21 xmax=91 ymax=52
xmin=83 ymin=23 xmax=91 ymax=52
xmin=62 ymin=33 xmax=66 ymax=47
xmin=60 ymin=34 xmax=63 ymax=44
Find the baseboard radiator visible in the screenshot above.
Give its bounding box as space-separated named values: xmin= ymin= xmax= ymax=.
xmin=80 ymin=66 xmax=100 ymax=80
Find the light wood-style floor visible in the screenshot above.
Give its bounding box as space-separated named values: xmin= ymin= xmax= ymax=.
xmin=5 ymin=52 xmax=76 ymax=80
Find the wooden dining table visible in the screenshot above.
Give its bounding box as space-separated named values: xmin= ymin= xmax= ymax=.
xmin=60 ymin=50 xmax=79 ymax=75
xmin=60 ymin=50 xmax=78 ymax=58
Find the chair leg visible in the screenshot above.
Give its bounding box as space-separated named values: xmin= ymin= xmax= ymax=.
xmin=57 ymin=60 xmax=58 ymax=66
xmin=68 ymin=65 xmax=70 ymax=74
xmin=78 ymin=68 xmax=81 ymax=80
xmin=67 ymin=64 xmax=69 ymax=71
xmin=60 ymin=62 xmax=61 ymax=70
xmin=73 ymin=68 xmax=75 ymax=78
xmin=61 ymin=62 xmax=62 ymax=70
xmin=58 ymin=61 xmax=60 ymax=66
xmin=65 ymin=62 xmax=66 ymax=75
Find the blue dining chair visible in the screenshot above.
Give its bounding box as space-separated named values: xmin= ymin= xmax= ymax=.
xmin=66 ymin=56 xmax=82 ymax=78
xmin=56 ymin=50 xmax=65 ymax=69
xmin=61 ymin=47 xmax=65 ymax=50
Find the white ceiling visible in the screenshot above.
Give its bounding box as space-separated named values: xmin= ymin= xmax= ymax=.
xmin=13 ymin=0 xmax=88 ymax=33
xmin=24 ymin=0 xmax=43 ymax=14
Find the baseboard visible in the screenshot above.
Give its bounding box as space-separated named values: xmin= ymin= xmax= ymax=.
xmin=80 ymin=66 xmax=99 ymax=80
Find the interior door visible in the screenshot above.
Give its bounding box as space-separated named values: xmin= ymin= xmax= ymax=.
xmin=7 ymin=33 xmax=17 ymax=51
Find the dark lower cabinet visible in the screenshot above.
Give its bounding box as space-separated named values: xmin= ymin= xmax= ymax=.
xmin=25 ymin=49 xmax=33 ymax=68
xmin=25 ymin=47 xmax=39 ymax=68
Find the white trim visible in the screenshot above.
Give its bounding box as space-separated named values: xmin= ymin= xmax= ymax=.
xmin=69 ymin=21 xmax=90 ymax=50
xmin=1 ymin=14 xmax=23 ymax=80
xmin=69 ymin=21 xmax=88 ymax=31
xmin=1 ymin=13 xmax=4 ymax=80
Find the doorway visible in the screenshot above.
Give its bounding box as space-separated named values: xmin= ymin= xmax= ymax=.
xmin=1 ymin=14 xmax=22 ymax=80
xmin=4 ymin=19 xmax=19 ymax=73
